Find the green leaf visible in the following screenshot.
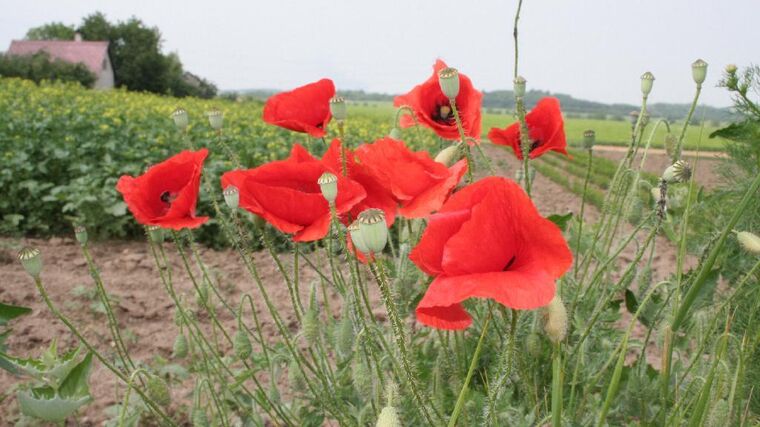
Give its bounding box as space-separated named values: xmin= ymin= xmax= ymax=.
xmin=547 ymin=212 xmax=573 ymax=231
xmin=17 ymin=387 xmax=92 ymax=422
xmin=0 ymin=301 xmax=32 ymax=326
xmin=624 ymin=289 xmax=638 ymax=315
xmin=58 ymin=352 xmax=93 ymax=398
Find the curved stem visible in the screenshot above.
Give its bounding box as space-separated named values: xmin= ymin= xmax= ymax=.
xmin=449 ymin=99 xmax=475 ymax=182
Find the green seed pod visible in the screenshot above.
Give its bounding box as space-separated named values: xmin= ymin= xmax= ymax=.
xmin=352 ymin=358 xmax=373 ymax=398
xmin=736 ymin=231 xmax=760 ymax=254
xmin=192 ymin=408 xmax=210 ymax=427
xmin=691 ymin=59 xmax=708 ymax=85
xmin=17 ymin=247 xmax=42 ymax=278
xmin=526 ymin=332 xmax=543 ymax=357
xmin=376 ymin=406 xmax=402 ymax=427
xmin=640 ymin=72 xmax=655 ymax=96
xmin=335 ymin=312 xmax=354 ymax=358
xmin=74 ymin=226 xmax=88 ymax=245
xmin=389 ymin=127 xmax=402 ymax=140
xmin=513 ymin=75 xmax=527 ymax=98
xmin=172 ymin=108 xmax=189 ymax=131
xmin=542 ymin=295 xmax=568 ymax=343
xmin=662 ymin=160 xmax=691 ymax=183
xmin=434 ymin=145 xmax=461 ymax=167
xmin=330 ymin=96 xmax=348 ymax=121
xmin=438 ymin=67 xmax=460 ymax=99
xmin=349 ymin=221 xmax=370 ymax=254
xmin=233 ymin=329 xmax=252 ymax=360
xmin=206 ymin=108 xmax=223 ymax=130
xmin=582 ymin=130 xmax=596 ymax=150
xmin=173 ymin=334 xmax=189 ymax=359
xmin=357 ymin=209 xmax=388 ymax=254
xmin=147 ymin=374 xmax=171 ymax=407
xmin=146 ymin=225 xmax=164 ymax=244
xmin=318 ymin=172 xmax=338 ymax=204
xmin=223 ymin=185 xmax=239 ymax=210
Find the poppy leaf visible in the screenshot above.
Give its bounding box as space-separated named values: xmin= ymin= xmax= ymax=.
xmin=547 ymin=212 xmax=573 ymax=231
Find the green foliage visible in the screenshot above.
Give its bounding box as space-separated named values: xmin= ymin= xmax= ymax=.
xmin=0 ymin=52 xmax=96 ymax=87
xmin=25 ymin=22 xmax=77 ymax=41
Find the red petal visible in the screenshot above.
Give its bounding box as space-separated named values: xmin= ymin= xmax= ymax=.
xmin=409 ymin=209 xmax=471 ymax=276
xmin=262 ymin=79 xmax=335 ymax=137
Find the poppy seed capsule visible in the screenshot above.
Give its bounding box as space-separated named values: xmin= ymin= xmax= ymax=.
xmin=736 ymin=231 xmax=760 ymax=254
xmin=438 ymin=67 xmax=460 ymax=99
xmin=513 ymin=75 xmax=527 ymax=98
xmin=318 ymin=172 xmax=338 ymax=204
xmin=206 ymin=108 xmax=223 ymax=130
xmin=640 ymin=72 xmax=655 ymax=96
xmin=330 ymin=96 xmax=348 ymax=121
xmin=171 ymin=108 xmax=189 ymax=130
xmin=542 ymin=295 xmax=568 ymax=343
xmin=357 ymin=209 xmax=388 ymax=254
xmin=349 ymin=221 xmax=370 ymax=254
xmin=74 ymin=225 xmax=88 ymax=245
xmin=18 ymin=247 xmax=42 ymax=278
xmin=223 ymin=185 xmax=240 ymax=210
xmin=662 ymin=160 xmax=692 ymax=183
xmin=434 ymin=145 xmax=461 ymax=167
xmin=583 ymin=130 xmax=596 ymax=150
xmin=691 ymin=59 xmax=708 ymax=85
xmin=375 ymin=406 xmax=402 ymax=427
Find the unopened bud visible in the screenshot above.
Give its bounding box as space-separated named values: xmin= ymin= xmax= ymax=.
xmin=542 ymin=295 xmax=568 ymax=343
xmin=352 ymin=357 xmax=373 ymax=397
xmin=438 ymin=67 xmax=460 ymax=99
xmin=18 ymin=248 xmax=42 ymax=278
xmin=664 ymin=134 xmax=677 ymax=159
xmin=192 ymin=408 xmax=210 ymax=427
xmin=583 ymin=130 xmax=596 ymax=150
xmin=172 ymin=108 xmax=189 ymax=130
xmin=513 ymin=76 xmax=526 ymax=98
xmin=434 ymin=145 xmax=461 ymax=167
xmin=640 ymin=72 xmax=655 ymax=96
xmin=389 ymin=127 xmax=402 ymax=140
xmin=223 ymin=186 xmax=239 ymax=210
xmin=74 ymin=226 xmax=88 ymax=245
xmin=288 ymin=358 xmax=306 ymax=390
xmin=206 ymin=108 xmax=223 ymax=130
xmin=357 ymin=209 xmax=388 ymax=254
xmin=233 ymin=328 xmax=252 ymax=360
xmin=172 ymin=334 xmax=189 ymax=358
xmin=302 ymin=306 xmax=319 ymax=345
xmin=662 ymin=160 xmax=691 ymax=183
xmin=146 ymin=225 xmax=164 ymax=244
xmin=376 ymin=406 xmax=402 ymax=427
xmin=330 ymin=96 xmax=348 ymax=121
xmin=691 ymin=59 xmax=708 ymax=85
xmin=526 ymin=332 xmax=542 ymax=357
xmin=335 ymin=311 xmax=354 ymax=358
xmin=318 ymin=172 xmax=338 ymax=204
xmin=349 ymin=221 xmax=370 ymax=254
xmin=147 ymin=374 xmax=171 ymax=407
xmin=736 ymin=231 xmax=760 ymax=254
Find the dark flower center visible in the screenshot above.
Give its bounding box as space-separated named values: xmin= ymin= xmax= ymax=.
xmin=160 ymin=191 xmax=178 ymax=207
xmin=530 ymin=140 xmax=542 ymax=152
xmin=433 ymin=103 xmax=456 ymax=126
xmin=503 ymin=255 xmax=517 ymax=271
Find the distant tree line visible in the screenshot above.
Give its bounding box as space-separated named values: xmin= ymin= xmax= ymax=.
xmin=0 ymin=51 xmax=95 ymax=87
xmin=18 ymin=13 xmax=217 ymax=98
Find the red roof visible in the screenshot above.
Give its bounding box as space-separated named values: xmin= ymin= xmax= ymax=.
xmin=7 ymin=40 xmax=109 ymax=74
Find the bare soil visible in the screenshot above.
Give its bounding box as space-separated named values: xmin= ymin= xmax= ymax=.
xmin=0 ymin=145 xmax=715 ymax=425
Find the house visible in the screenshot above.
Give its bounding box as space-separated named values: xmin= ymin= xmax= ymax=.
xmin=7 ymin=34 xmax=114 ymax=89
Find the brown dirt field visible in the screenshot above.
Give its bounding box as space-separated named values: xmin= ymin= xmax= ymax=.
xmin=0 ymin=144 xmax=709 ymax=425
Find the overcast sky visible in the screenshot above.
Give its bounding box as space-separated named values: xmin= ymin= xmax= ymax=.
xmin=3 ymin=0 xmax=758 ymax=107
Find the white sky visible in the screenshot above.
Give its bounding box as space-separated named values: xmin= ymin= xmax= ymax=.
xmin=3 ymin=0 xmax=758 ymax=107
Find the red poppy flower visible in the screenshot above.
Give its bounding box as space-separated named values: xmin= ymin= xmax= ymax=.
xmin=262 ymin=79 xmax=335 ymax=138
xmin=116 ymin=149 xmax=210 ymax=230
xmin=355 ymin=137 xmax=467 ymax=218
xmin=321 ymin=139 xmax=397 ymax=227
xmin=410 ymin=177 xmax=572 ymax=330
xmin=488 ymin=97 xmax=568 ymax=160
xmin=221 ymin=144 xmax=365 ymax=242
xmin=394 ymin=60 xmax=482 ymax=142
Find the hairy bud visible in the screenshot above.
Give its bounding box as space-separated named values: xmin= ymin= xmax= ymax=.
xmin=172 ymin=334 xmax=189 ymax=359
xmin=376 ymin=406 xmax=402 ymax=427
xmin=736 ymin=231 xmax=760 ymax=254
xmin=542 ymin=295 xmax=568 ymax=343
xmin=234 ymin=329 xmax=252 ymax=360
xmin=147 ymin=374 xmax=171 ymax=407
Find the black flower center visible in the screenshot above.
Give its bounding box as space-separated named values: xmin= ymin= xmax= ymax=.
xmin=530 ymin=140 xmax=541 ymax=152
xmin=160 ymin=191 xmax=178 ymax=206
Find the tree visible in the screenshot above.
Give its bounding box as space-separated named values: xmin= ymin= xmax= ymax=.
xmin=25 ymin=23 xmax=76 ymax=40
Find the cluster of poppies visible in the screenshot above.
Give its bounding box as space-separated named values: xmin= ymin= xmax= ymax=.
xmin=116 ymin=59 xmax=571 ymax=330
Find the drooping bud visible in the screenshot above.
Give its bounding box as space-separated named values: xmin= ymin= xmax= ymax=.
xmin=17 ymin=248 xmax=42 ymax=278
xmin=736 ymin=231 xmax=760 ymax=254
xmin=662 ymin=160 xmax=692 ymax=183
xmin=222 ymin=186 xmax=239 ymax=210
xmin=582 ymin=130 xmax=596 ymax=150
xmin=691 ymin=59 xmax=708 ymax=85
xmin=318 ymin=172 xmax=338 ymax=204
xmin=146 ymin=374 xmax=171 ymax=407
xmin=664 ymin=134 xmax=677 ymax=159
xmin=233 ymin=328 xmax=252 ymax=360
xmin=525 ymin=332 xmax=543 ymax=357
xmin=74 ymin=225 xmax=88 ymax=245
xmin=357 ymin=209 xmax=388 ymax=254
xmin=438 ymin=67 xmax=460 ymax=99
xmin=640 ymin=72 xmax=655 ymax=96
xmin=288 ymin=358 xmax=306 ymax=390
xmin=206 ymin=108 xmax=224 ymax=130
xmin=302 ymin=306 xmax=319 ymax=345
xmin=171 ymin=108 xmax=189 ymax=131
xmin=349 ymin=221 xmax=370 ymax=255
xmin=376 ymin=406 xmax=402 ymax=427
xmin=352 ymin=357 xmax=373 ymax=397
xmin=542 ymin=295 xmax=568 ymax=343
xmin=172 ymin=334 xmax=189 ymax=358
xmin=335 ymin=310 xmax=355 ymax=358
xmin=513 ymin=75 xmax=527 ymax=98
xmin=330 ymin=96 xmax=348 ymax=121
xmin=192 ymin=408 xmax=210 ymax=427
xmin=146 ymin=225 xmax=164 ymax=244
xmin=389 ymin=127 xmax=402 ymax=140
xmin=434 ymin=145 xmax=461 ymax=167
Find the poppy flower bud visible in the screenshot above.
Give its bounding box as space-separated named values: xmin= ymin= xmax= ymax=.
xmin=172 ymin=108 xmax=189 ymax=130
xmin=691 ymin=59 xmax=708 ymax=85
xmin=376 ymin=406 xmax=402 ymax=427
xmin=172 ymin=334 xmax=189 ymax=358
xmin=206 ymin=108 xmax=223 ymax=130
xmin=302 ymin=305 xmax=319 ymax=345
xmin=352 ymin=357 xmax=373 ymax=397
xmin=542 ymin=295 xmax=568 ymax=343
xmin=434 ymin=145 xmax=461 ymax=167
xmin=725 ymin=64 xmax=737 ymax=74
xmin=664 ymin=134 xmax=677 ymax=159
xmin=318 ymin=172 xmax=338 ymax=204
xmin=74 ymin=225 xmax=88 ymax=245
xmin=736 ymin=231 xmax=760 ymax=254
xmin=147 ymin=374 xmax=171 ymax=407
xmin=17 ymin=247 xmax=42 ymax=278
xmin=349 ymin=221 xmax=370 ymax=255
xmin=223 ymin=186 xmax=239 ymax=210
xmin=192 ymin=408 xmax=210 ymax=427
xmin=389 ymin=127 xmax=402 ymax=140
xmin=146 ymin=225 xmax=164 ymax=244
xmin=582 ymin=130 xmax=596 ymax=150
xmin=234 ymin=329 xmax=252 ymax=360
xmin=288 ymin=358 xmax=306 ymax=390
xmin=513 ymin=76 xmax=527 ymax=98
xmin=330 ymin=96 xmax=348 ymax=121
xmin=526 ymin=332 xmax=543 ymax=357
xmin=640 ymin=72 xmax=655 ymax=96
xmin=438 ymin=67 xmax=460 ymax=99
xmin=662 ymin=160 xmax=691 ymax=183
xmin=357 ymin=209 xmax=388 ymax=254
xmin=335 ymin=310 xmax=354 ymax=358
